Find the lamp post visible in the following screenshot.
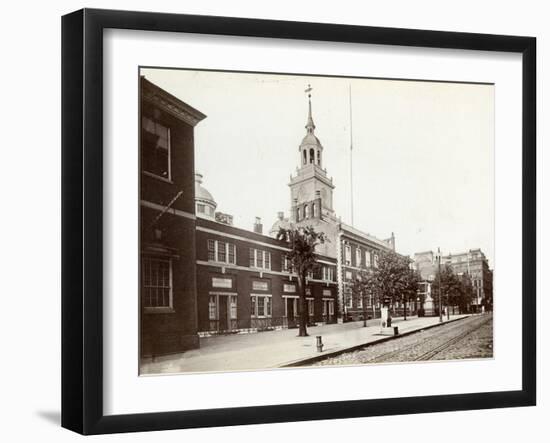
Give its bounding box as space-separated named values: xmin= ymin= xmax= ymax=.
xmin=438 ymin=247 xmax=442 ymax=323
xmin=447 ymin=284 xmax=451 ymax=321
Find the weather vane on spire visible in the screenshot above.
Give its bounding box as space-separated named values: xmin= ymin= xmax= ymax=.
xmin=304 ymin=84 xmax=315 ymax=133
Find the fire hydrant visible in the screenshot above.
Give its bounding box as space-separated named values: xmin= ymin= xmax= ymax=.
xmin=316 ymin=336 xmax=324 ymax=352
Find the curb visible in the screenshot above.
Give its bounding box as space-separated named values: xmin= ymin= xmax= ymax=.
xmin=279 ymin=315 xmax=470 ymax=368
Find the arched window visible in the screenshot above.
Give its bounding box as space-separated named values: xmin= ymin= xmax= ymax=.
xmin=312 ymin=203 xmax=317 ymax=217
xmin=296 ymin=207 xmax=301 ymax=221
xmin=303 ymin=149 xmax=307 ymax=165
xmin=317 ymin=150 xmax=321 ymax=165
xmin=305 ymin=205 xmax=310 ymax=219
xmin=309 ymin=148 xmax=315 ymax=164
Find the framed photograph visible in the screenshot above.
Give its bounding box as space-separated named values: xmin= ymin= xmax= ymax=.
xmin=62 ymin=8 xmax=536 ymax=435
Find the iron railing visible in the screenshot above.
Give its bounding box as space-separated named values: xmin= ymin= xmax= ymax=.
xmin=200 ymin=314 xmax=337 ymax=335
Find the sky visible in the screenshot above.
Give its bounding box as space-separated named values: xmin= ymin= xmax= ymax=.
xmin=141 ymin=68 xmax=495 ymax=266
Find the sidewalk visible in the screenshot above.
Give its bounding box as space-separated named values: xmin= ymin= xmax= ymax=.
xmin=140 ymin=314 xmax=469 ymax=375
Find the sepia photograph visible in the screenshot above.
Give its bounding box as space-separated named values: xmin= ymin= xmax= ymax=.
xmin=139 ymin=67 xmax=494 ymax=376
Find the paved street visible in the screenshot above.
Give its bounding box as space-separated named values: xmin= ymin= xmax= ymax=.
xmin=313 ymin=313 xmax=493 ymax=366
xmin=140 ymin=314 xmax=471 ymax=375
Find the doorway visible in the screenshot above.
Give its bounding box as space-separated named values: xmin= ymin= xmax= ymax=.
xmin=218 ymin=295 xmax=229 ymax=331
xmin=286 ymin=297 xmax=298 ymax=328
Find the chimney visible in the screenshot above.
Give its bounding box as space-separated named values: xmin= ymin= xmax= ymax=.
xmin=254 ymin=217 xmax=263 ymax=234
xmin=277 ymin=211 xmax=284 ymax=221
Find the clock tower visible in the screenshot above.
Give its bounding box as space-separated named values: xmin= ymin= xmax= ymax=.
xmin=289 ymin=85 xmax=336 ymax=223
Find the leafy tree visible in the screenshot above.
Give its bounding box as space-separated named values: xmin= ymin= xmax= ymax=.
xmin=277 ymin=226 xmax=326 ymax=337
xmin=373 ymin=250 xmax=413 ymax=306
xmin=401 ymin=268 xmax=421 ymax=320
xmin=350 ymin=269 xmax=378 ymax=327
xmin=458 ymin=273 xmax=475 ymax=314
xmin=350 ymin=250 xmax=415 ymax=323
xmin=431 ymin=264 xmax=462 ymax=318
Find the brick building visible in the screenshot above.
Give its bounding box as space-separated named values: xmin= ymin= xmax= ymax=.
xmin=140 ymin=78 xmax=402 ymax=357
xmin=194 ymin=195 xmax=338 ymax=335
xmin=140 ymin=77 xmax=206 ymax=358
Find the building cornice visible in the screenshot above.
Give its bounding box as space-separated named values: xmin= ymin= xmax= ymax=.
xmin=339 ymin=224 xmax=393 ymax=251
xmin=142 ymin=77 xmax=207 ymax=127
xmin=196 ymin=225 xmax=337 ymax=264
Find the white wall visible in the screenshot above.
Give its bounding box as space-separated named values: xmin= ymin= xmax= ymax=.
xmin=0 ymin=0 xmax=546 ymax=441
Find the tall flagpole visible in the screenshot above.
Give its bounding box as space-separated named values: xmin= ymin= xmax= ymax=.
xmin=349 ymin=84 xmax=354 ymax=226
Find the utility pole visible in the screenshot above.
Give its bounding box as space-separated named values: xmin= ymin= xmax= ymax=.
xmin=349 ymin=84 xmax=354 ymax=226
xmin=446 ymin=251 xmax=450 ymax=320
xmin=438 ymin=247 xmax=443 ymax=323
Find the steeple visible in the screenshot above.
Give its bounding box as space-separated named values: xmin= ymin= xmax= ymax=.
xmin=305 ymin=84 xmax=315 ymax=133
xmin=288 ymin=84 xmax=335 ymax=220
xmin=299 ymin=84 xmax=323 ymax=168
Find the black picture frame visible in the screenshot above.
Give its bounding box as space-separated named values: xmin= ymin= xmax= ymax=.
xmin=61 ymin=8 xmax=536 ymax=435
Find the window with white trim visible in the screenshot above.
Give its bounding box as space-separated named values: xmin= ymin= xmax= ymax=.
xmin=282 ymin=254 xmax=292 ymax=273
xmin=345 ymin=288 xmax=353 ymax=308
xmin=356 ymin=248 xmax=362 ymax=267
xmin=357 ymin=293 xmax=363 ymax=309
xmin=141 ymin=116 xmax=171 ymax=180
xmin=322 ymin=266 xmax=334 ymax=281
xmin=344 ymin=244 xmax=352 ymax=265
xmin=249 ymin=248 xmax=271 ymax=270
xmin=207 ymin=240 xmax=236 ymax=264
xmin=250 ymin=295 xmax=272 ymax=317
xmin=305 ymin=204 xmax=310 ymax=219
xmin=208 ymin=295 xmax=217 ymax=320
xmin=230 ymin=296 xmax=238 ymax=319
xmin=365 ymin=250 xmax=372 ymax=267
xmin=307 ymin=299 xmax=314 ymax=316
xmin=373 ymin=253 xmax=379 ymax=268
xmin=141 ymin=256 xmax=172 ymax=309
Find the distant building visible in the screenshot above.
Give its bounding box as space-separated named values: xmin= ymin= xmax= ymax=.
xmin=414 ymin=249 xmax=493 ymax=314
